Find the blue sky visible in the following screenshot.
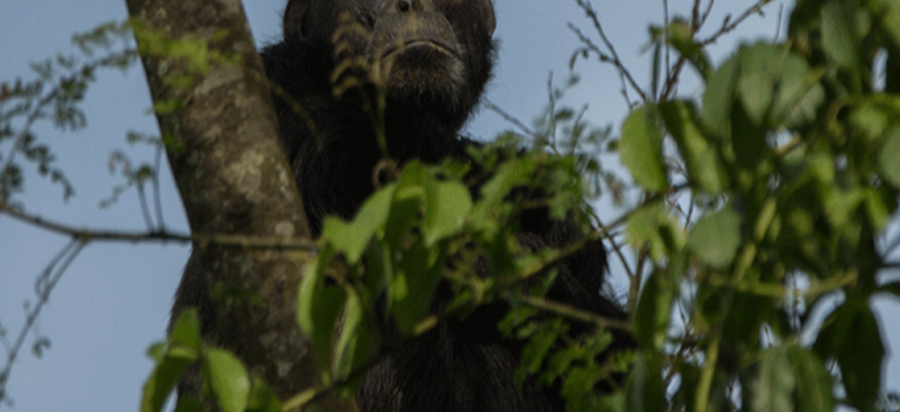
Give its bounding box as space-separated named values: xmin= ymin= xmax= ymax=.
xmin=0 ymin=1 xmax=897 ymax=411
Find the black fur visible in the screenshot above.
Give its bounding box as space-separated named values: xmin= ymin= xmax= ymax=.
xmin=172 ymin=0 xmax=627 ymax=410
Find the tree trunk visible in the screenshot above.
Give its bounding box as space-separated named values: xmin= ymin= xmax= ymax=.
xmin=124 ymin=0 xmax=355 ymax=410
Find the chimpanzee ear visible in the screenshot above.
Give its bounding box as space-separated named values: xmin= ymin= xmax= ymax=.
xmin=282 ymin=0 xmax=310 ymax=40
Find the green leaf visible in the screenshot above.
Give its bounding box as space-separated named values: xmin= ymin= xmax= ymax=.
xmin=203 ymin=349 xmax=250 ymax=412
xmin=625 ymin=354 xmax=667 ymax=412
xmin=322 ymin=185 xmax=396 ymax=263
xmin=770 ymin=53 xmax=824 ymax=128
xmin=688 ymin=209 xmax=741 ymax=269
xmin=879 ymin=127 xmax=900 ymax=187
xmin=821 ymin=0 xmax=862 ymax=69
xmin=246 ymin=377 xmax=282 ymax=412
xmin=871 ymin=0 xmax=900 ymax=49
xmin=141 ymin=351 xmax=194 ymax=412
xmin=813 ymin=300 xmax=884 ymax=411
xmin=786 ymin=346 xmax=834 ymax=412
xmin=168 ymin=309 xmax=201 ymax=353
xmin=172 ymin=396 xmax=204 ymax=412
xmin=666 ymin=19 xmax=712 ymax=79
xmin=518 ymin=319 xmax=566 ymax=382
xmin=332 ymin=292 xmax=376 ymax=380
xmin=702 ymin=57 xmax=739 ymax=139
xmin=731 ymin=102 xmax=767 ymax=170
xmin=142 ymin=310 xmax=201 ymax=412
xmin=625 ymin=202 xmax=685 ymax=262
xmin=751 ymin=347 xmax=795 ymax=412
xmin=479 ymin=156 xmax=537 ymax=208
xmin=423 ymin=181 xmax=472 ymax=246
xmin=621 ymin=105 xmax=667 ymax=192
xmin=297 ymin=246 xmax=347 ymax=377
xmin=633 ymin=269 xmax=673 ymax=350
xmin=391 ymin=240 xmax=444 ymax=333
xmin=659 ymin=101 xmax=726 ymax=193
xmin=738 ymin=71 xmax=774 ymax=125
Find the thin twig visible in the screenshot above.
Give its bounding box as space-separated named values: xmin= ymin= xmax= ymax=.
xmin=152 ymin=144 xmax=166 ymax=231
xmin=700 ymin=0 xmax=774 ymax=46
xmin=515 ymin=294 xmax=632 ymax=330
xmin=0 ymin=239 xmax=86 ymax=405
xmin=483 ymin=100 xmax=537 ymax=139
xmin=547 ymin=73 xmax=559 ymax=152
xmin=136 ymin=179 xmax=154 ymax=231
xmin=0 ymin=203 xmax=318 ymax=250
xmin=569 ymin=0 xmax=649 ymax=105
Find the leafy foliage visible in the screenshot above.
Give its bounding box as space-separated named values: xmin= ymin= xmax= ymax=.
xmin=0 ymin=22 xmax=136 ymax=205
xmin=144 ymin=0 xmax=900 ymax=410
xmin=611 ymin=0 xmax=900 ymax=410
xmin=6 ymin=1 xmax=900 ymax=411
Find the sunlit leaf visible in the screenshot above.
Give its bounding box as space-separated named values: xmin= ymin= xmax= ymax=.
xmin=203 ymin=349 xmax=250 ymax=412
xmin=424 ymin=181 xmax=472 ymax=246
xmin=322 ymin=185 xmax=396 ymax=263
xmin=391 ymin=240 xmax=444 ymax=333
xmin=332 ymin=292 xmax=376 ymax=380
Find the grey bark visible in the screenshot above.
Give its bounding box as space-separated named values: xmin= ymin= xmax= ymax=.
xmin=124 ymin=0 xmax=356 ymax=410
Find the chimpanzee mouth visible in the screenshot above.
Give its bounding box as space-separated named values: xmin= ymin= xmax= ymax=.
xmin=382 ymin=40 xmax=458 ymax=61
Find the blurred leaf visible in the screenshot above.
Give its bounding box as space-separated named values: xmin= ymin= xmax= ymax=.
xmin=518 ymin=318 xmax=566 ymax=381
xmin=391 ymin=240 xmax=444 ymax=333
xmin=786 ymin=346 xmax=834 ymax=412
xmin=821 ymin=0 xmax=862 ymax=69
xmin=666 ymin=19 xmax=712 ymax=79
xmin=297 ymin=246 xmax=347 ymax=377
xmin=141 ymin=349 xmax=195 ymax=412
xmin=203 ymin=349 xmax=250 ymax=412
xmin=626 ymin=203 xmax=685 ymax=262
xmin=871 ymin=0 xmax=900 ymax=49
xmin=626 ymin=354 xmax=667 ymax=412
xmin=168 ymin=309 xmax=201 ymax=353
xmin=880 ymin=127 xmax=900 ymax=187
xmin=332 ymin=292 xmax=376 ymax=380
xmin=172 ymin=396 xmax=204 ymax=412
xmin=246 ymin=378 xmax=281 ymax=412
xmin=702 ymin=58 xmax=739 ymax=139
xmin=738 ymin=70 xmax=773 ymax=125
xmin=688 ymin=209 xmax=741 ymax=269
xmin=424 ymin=181 xmax=472 ymax=246
xmin=751 ymin=347 xmax=795 ymax=412
xmin=633 ymin=269 xmax=673 ymax=350
xmin=659 ymin=101 xmax=727 ymax=193
xmin=813 ymin=300 xmax=884 ymax=410
xmin=621 ymin=105 xmax=667 ymax=193
xmin=322 ymin=185 xmax=396 ymax=264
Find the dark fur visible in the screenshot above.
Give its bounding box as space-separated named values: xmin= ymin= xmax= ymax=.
xmin=172 ymin=0 xmax=627 ymax=410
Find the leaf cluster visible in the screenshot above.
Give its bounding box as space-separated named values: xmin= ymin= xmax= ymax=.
xmin=614 ymin=0 xmax=900 ymax=410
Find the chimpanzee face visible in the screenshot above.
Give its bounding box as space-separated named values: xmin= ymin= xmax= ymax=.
xmin=283 ymin=0 xmax=495 ymax=119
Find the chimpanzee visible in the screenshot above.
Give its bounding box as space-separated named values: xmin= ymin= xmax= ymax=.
xmin=172 ymin=0 xmax=628 ymax=411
